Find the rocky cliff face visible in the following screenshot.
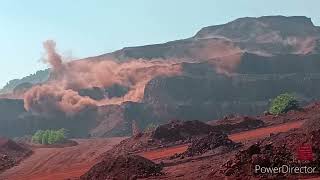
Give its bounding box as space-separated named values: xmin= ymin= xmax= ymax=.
xmin=0 ymin=99 xmax=26 ymax=136
xmin=0 ymin=98 xmax=98 ymax=138
xmin=142 ymin=53 xmax=320 ymax=122
xmin=143 ymin=73 xmax=320 ymax=122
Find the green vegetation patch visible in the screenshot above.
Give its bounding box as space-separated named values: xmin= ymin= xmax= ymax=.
xmin=269 ymin=93 xmax=299 ymax=115
xmin=32 ymin=128 xmax=68 ymax=145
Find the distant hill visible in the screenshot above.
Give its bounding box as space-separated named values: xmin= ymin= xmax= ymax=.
xmin=101 ymin=16 xmax=320 ymax=61
xmin=0 ymin=69 xmax=50 ymax=94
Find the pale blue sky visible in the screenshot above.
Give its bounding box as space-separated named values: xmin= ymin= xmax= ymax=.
xmin=0 ymin=0 xmax=319 ymax=88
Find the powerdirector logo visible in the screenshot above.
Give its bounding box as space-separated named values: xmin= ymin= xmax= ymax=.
xmin=254 ymin=144 xmax=319 ymax=175
xmin=255 ymin=165 xmax=318 ymax=174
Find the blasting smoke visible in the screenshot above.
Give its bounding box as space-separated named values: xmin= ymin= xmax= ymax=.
xmin=42 ymin=40 xmax=64 ymax=71
xmin=24 ymin=84 xmax=96 ymax=116
xmin=24 ymin=40 xmax=182 ymax=115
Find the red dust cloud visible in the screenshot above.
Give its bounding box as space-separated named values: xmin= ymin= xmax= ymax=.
xmin=24 ymin=84 xmax=96 ymax=116
xmin=23 ymin=40 xmax=182 ymax=115
xmin=42 ymin=40 xmax=64 ymax=72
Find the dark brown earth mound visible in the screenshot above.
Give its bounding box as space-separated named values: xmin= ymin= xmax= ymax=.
xmin=107 ymin=120 xmax=220 ymax=156
xmin=152 ymin=120 xmax=217 ymax=143
xmin=182 ymin=132 xmax=241 ymax=157
xmin=0 ymin=137 xmax=31 ymax=173
xmin=80 ymin=155 xmax=162 ymax=180
xmin=209 ymin=116 xmax=265 ymax=134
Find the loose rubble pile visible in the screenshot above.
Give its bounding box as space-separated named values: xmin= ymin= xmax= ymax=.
xmin=152 ymin=120 xmax=218 ymax=143
xmin=0 ymin=154 xmax=15 ymax=173
xmin=181 ymin=132 xmax=241 ymax=157
xmin=210 ymin=129 xmax=320 ymax=179
xmin=106 ymin=120 xmax=220 ymax=156
xmin=80 ymin=155 xmax=163 ymax=180
xmin=0 ymin=137 xmax=31 ymax=172
xmin=210 ymin=116 xmax=265 ymax=134
xmin=219 ymin=143 xmax=295 ymax=178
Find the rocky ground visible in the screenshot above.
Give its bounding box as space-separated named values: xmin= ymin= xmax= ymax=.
xmin=92 ymin=102 xmax=320 ymax=180
xmin=152 ymin=120 xmax=218 ymax=143
xmin=209 ymin=128 xmax=320 ymax=179
xmin=104 ymin=120 xmax=222 ymax=156
xmin=172 ymin=132 xmax=241 ymax=158
xmin=208 ymin=116 xmax=265 ymax=134
xmin=106 ymin=119 xmax=266 ymax=158
xmin=80 ymin=155 xmax=163 ymax=180
xmin=0 ymin=137 xmax=31 ymax=173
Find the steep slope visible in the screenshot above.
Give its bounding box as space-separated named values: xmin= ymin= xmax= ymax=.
xmin=0 ymin=137 xmax=31 ymax=173
xmin=0 ymin=99 xmax=26 ymax=136
xmin=0 ymin=98 xmax=98 ymax=138
xmin=142 ymin=54 xmax=320 ymax=122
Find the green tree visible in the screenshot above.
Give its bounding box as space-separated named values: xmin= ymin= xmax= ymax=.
xmin=48 ymin=130 xmax=54 ymax=144
xmin=269 ymin=93 xmax=299 ymax=115
xmin=41 ymin=131 xmax=49 ymax=145
xmin=32 ymin=128 xmax=67 ymax=145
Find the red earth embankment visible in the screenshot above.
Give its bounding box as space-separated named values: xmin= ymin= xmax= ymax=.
xmin=0 ymin=137 xmax=126 ymax=180
xmin=140 ymin=120 xmax=304 ymax=160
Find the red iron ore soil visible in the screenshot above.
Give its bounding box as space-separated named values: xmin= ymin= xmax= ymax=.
xmin=80 ymin=155 xmax=163 ymax=180
xmin=0 ymin=137 xmax=31 ymax=173
xmin=0 ymin=137 xmax=126 ymax=180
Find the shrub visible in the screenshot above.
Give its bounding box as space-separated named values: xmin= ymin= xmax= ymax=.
xmin=32 ymin=128 xmax=67 ymax=145
xmin=269 ymin=93 xmax=299 ymax=115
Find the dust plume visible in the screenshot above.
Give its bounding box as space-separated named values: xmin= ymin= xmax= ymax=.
xmin=42 ymin=40 xmax=64 ymax=71
xmin=24 ymin=39 xmax=245 ymax=115
xmin=24 ymin=84 xmax=96 ymax=116
xmin=24 ymin=40 xmax=181 ymax=115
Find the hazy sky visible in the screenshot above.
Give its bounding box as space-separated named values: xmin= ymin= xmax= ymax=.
xmin=0 ymin=0 xmax=319 ymax=88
